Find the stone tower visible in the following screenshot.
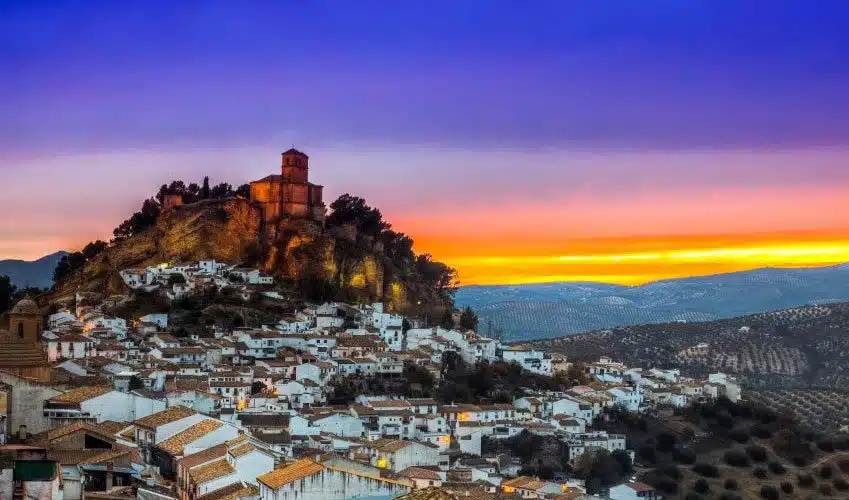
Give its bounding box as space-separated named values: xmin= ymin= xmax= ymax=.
xmin=9 ymin=296 xmax=41 ymax=344
xmin=282 ymin=148 xmax=309 ymax=184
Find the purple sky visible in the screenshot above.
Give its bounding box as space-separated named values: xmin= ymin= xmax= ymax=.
xmin=2 ymin=1 xmax=849 ymax=283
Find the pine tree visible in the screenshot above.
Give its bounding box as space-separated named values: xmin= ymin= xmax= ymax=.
xmin=200 ymin=176 xmax=211 ymax=199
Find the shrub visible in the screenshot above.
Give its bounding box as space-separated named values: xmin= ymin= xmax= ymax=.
xmin=798 ymin=473 xmax=816 ymax=488
xmin=753 ymin=467 xmax=768 ymax=479
xmin=647 ymin=475 xmax=678 ymax=494
xmin=793 ymin=455 xmax=809 ymax=467
xmin=834 ymin=477 xmax=849 ymax=491
xmin=724 ymin=478 xmax=738 ymax=490
xmin=674 ymin=447 xmax=697 ymax=464
xmin=759 ymin=485 xmax=779 ymax=500
xmin=819 ymin=484 xmax=833 ymax=495
xmin=768 ymin=461 xmax=786 ymax=474
xmin=693 ymin=478 xmax=710 ymax=494
xmin=817 ymin=439 xmax=835 ymax=453
xmin=718 ymin=494 xmax=742 ymax=500
xmin=692 ymin=463 xmax=720 ymax=478
xmin=839 ymin=458 xmax=849 ymax=474
xmin=819 ymin=464 xmax=833 ymax=479
xmin=780 ymin=482 xmax=794 ymax=494
xmin=729 ymin=428 xmax=750 ymax=443
xmin=752 ymin=424 xmax=773 ymax=439
xmin=656 ymin=432 xmax=677 ymax=453
xmin=656 ymin=465 xmax=681 ymax=480
xmin=684 ymin=493 xmax=703 ymax=500
xmin=724 ymin=449 xmax=750 ymax=467
xmin=637 ymin=444 xmax=657 ymax=464
xmin=745 ymin=444 xmax=768 ymax=462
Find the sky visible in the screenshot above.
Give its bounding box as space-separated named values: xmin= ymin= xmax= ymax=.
xmin=2 ymin=0 xmax=849 ymax=285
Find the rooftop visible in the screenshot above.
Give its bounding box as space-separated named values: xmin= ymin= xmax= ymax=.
xmin=134 ymin=405 xmax=197 ymax=430
xmin=158 ymin=420 xmax=224 ymax=455
xmin=191 ymin=458 xmax=236 ymax=484
xmin=257 ymin=458 xmax=324 ymax=489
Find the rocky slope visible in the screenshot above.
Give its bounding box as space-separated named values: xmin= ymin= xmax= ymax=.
xmin=50 ymin=197 xmax=437 ymax=311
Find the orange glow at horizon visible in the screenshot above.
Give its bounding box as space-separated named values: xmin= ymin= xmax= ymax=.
xmin=415 ymin=231 xmax=849 ymax=286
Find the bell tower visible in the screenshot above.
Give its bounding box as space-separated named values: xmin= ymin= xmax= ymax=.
xmin=281 ymin=148 xmax=309 ymax=184
xmin=9 ymin=296 xmax=41 ymax=344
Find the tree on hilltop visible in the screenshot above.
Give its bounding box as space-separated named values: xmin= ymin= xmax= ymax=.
xmin=200 ymin=176 xmax=211 ymax=200
xmin=326 ymin=194 xmax=389 ymax=238
xmin=0 ymin=276 xmax=16 ymax=314
xmin=459 ymin=306 xmax=479 ymax=331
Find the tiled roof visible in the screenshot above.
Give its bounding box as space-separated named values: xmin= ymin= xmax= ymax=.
xmin=177 ymin=444 xmax=228 ymax=469
xmin=157 ymin=420 xmax=223 ymax=455
xmin=98 ymin=421 xmax=129 ymax=436
xmin=395 ymin=488 xmax=458 ymax=500
xmin=228 ymin=443 xmax=257 ymax=458
xmin=257 ymin=458 xmax=324 ymax=489
xmin=195 ymin=483 xmax=258 ymax=500
xmin=190 ymin=458 xmax=236 ymax=484
xmin=48 ymin=386 xmax=112 ymax=404
xmin=399 ymin=467 xmax=442 ymax=480
xmin=134 ymin=405 xmax=197 ymax=430
xmin=369 ymin=400 xmax=411 ymax=408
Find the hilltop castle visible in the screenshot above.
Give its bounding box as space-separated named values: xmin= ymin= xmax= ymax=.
xmin=249 ymin=148 xmax=326 ymax=222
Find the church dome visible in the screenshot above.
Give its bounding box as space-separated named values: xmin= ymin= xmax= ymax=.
xmin=10 ymin=297 xmax=38 ymax=315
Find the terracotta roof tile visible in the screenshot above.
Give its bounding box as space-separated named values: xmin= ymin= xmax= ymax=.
xmin=195 ymin=483 xmax=258 ymax=500
xmin=256 ymin=458 xmax=324 ymax=489
xmin=48 ymin=386 xmax=112 ymax=404
xmin=134 ymin=405 xmax=197 ymax=430
xmin=157 ymin=420 xmax=223 ymax=455
xmin=190 ymin=458 xmax=236 ymax=484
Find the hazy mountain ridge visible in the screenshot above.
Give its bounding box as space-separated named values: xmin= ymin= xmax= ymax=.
xmin=456 ymin=265 xmax=849 ymax=340
xmin=0 ymin=251 xmax=68 ymax=289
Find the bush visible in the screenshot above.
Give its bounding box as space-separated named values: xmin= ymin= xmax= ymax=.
xmin=780 ymin=482 xmax=794 ymax=494
xmin=817 ymin=439 xmax=835 ymax=453
xmin=728 ymin=428 xmax=750 ymax=443
xmin=819 ymin=484 xmax=833 ymax=495
xmin=768 ymin=461 xmax=786 ymax=475
xmin=693 ymin=478 xmax=710 ymax=494
xmin=745 ymin=444 xmax=769 ymax=462
xmin=692 ymin=463 xmax=720 ymax=477
xmin=718 ymin=494 xmax=742 ymax=500
xmin=760 ymin=485 xmax=779 ymax=500
xmin=819 ymin=464 xmax=833 ymax=479
xmin=752 ymin=424 xmax=774 ymax=439
xmin=839 ymin=458 xmax=849 ymax=474
xmin=652 ymin=477 xmax=678 ymax=494
xmin=684 ymin=493 xmax=703 ymax=500
xmin=674 ymin=447 xmax=697 ymax=464
xmin=724 ymin=478 xmax=738 ymax=490
xmin=656 ymin=465 xmax=681 ymax=480
xmin=753 ymin=467 xmax=768 ymax=479
xmin=798 ymin=474 xmax=816 ymax=488
xmin=793 ymin=455 xmax=809 ymax=467
xmin=637 ymin=444 xmax=657 ymax=464
xmin=834 ymin=477 xmax=849 ymax=491
xmin=724 ymin=450 xmax=750 ymax=467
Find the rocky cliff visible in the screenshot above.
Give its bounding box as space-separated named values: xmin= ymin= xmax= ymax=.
xmin=51 ymin=197 xmax=438 ymax=312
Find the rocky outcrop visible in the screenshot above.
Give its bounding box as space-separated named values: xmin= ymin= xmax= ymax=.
xmin=51 ymin=197 xmax=433 ymax=311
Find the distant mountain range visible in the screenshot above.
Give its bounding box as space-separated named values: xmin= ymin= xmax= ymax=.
xmin=0 ymin=251 xmax=68 ymax=289
xmin=455 ymin=264 xmax=849 ymax=341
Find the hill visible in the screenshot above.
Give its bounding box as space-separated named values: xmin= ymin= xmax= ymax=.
xmin=602 ymin=398 xmax=849 ymax=499
xmin=0 ymin=251 xmax=68 ymax=288
xmin=48 ymin=192 xmax=456 ymax=315
xmin=530 ymin=301 xmax=849 ymax=394
xmin=456 ymin=265 xmax=849 ymax=341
